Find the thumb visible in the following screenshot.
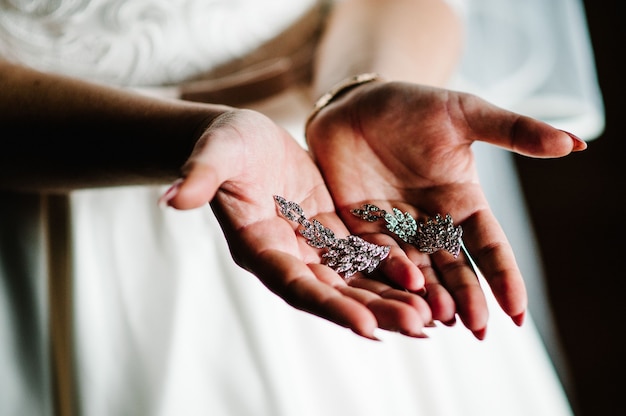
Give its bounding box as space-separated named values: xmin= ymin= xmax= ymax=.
xmin=158 ymin=127 xmax=244 ymax=210
xmin=157 ymin=163 xmax=224 ymax=210
xmin=463 ymin=96 xmax=587 ymax=157
xmin=498 ymin=116 xmax=587 ymax=157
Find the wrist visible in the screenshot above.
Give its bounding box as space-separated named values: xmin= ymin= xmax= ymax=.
xmin=305 ymin=73 xmax=382 ymax=137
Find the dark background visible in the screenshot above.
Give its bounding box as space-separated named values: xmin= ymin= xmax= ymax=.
xmin=514 ymin=2 xmax=624 ymax=415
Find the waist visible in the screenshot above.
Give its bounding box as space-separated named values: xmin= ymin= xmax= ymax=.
xmin=139 ymin=1 xmax=325 ymax=107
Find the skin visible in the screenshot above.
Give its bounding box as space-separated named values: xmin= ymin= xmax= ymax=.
xmin=0 ymin=0 xmax=586 ymax=340
xmin=0 ymin=61 xmax=433 ymax=340
xmin=166 ymin=108 xmax=434 ymax=339
xmin=306 ymin=0 xmax=586 ymax=338
xmin=306 ymin=80 xmax=586 ymax=337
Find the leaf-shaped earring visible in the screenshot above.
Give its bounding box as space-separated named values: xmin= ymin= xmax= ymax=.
xmin=384 ymin=208 xmax=418 ymax=244
xmin=274 ymin=196 xmax=390 ymax=277
xmin=415 ymin=214 xmax=463 ymax=257
xmin=352 ymin=204 xmax=462 ymax=258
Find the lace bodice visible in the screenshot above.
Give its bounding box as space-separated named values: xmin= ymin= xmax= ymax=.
xmin=0 ymin=0 xmax=316 ymax=86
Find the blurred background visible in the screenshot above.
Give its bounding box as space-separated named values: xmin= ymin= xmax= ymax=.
xmin=514 ymin=2 xmax=624 ymax=415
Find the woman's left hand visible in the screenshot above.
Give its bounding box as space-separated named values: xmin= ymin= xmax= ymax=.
xmin=306 ymin=80 xmax=586 ymax=338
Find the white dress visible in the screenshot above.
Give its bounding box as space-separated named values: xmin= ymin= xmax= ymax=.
xmin=0 ymin=0 xmax=604 ymax=415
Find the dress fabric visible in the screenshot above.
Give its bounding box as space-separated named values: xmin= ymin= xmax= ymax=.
xmin=0 ymin=0 xmax=604 ymax=415
xmin=0 ymin=194 xmax=51 ymax=416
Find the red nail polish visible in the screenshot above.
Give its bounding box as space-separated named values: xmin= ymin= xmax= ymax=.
xmin=472 ymin=327 xmax=487 ymax=340
xmin=559 ymin=129 xmax=587 ymax=152
xmin=512 ymin=311 xmax=525 ymax=327
xmin=400 ymin=328 xmax=430 ymax=338
xmin=415 ymin=287 xmax=428 ymax=297
xmin=442 ymin=317 xmax=456 ymax=327
xmin=158 ymin=178 xmax=183 ymax=208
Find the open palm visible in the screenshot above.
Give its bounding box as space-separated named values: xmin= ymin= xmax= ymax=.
xmin=164 ymin=108 xmax=433 ymax=339
xmin=306 ymin=81 xmax=584 ymax=337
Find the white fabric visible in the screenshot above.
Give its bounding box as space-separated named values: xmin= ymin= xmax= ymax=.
xmin=0 ymin=0 xmax=605 ymax=415
xmin=72 ymin=128 xmax=563 ymax=416
xmin=0 ymin=0 xmax=316 ymax=86
xmin=451 ymin=0 xmax=604 ymax=141
xmin=0 ymin=194 xmax=52 ymax=416
xmin=67 ymin=88 xmax=575 ymax=415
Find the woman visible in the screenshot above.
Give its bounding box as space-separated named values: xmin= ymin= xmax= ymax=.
xmin=0 ymin=0 xmax=599 ymax=414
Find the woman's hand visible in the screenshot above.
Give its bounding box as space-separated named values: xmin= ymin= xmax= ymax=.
xmin=160 ymin=108 xmax=433 ymax=339
xmin=306 ymin=80 xmax=586 ymax=338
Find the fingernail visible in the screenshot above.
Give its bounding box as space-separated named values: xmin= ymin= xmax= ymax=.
xmin=415 ymin=287 xmax=428 ymax=297
xmin=472 ymin=327 xmax=487 ymax=340
xmin=425 ymin=320 xmax=437 ymax=328
xmin=158 ymin=178 xmax=184 ymax=208
xmin=400 ymin=328 xmax=430 ymax=338
xmin=442 ymin=317 xmax=456 ymax=327
xmin=409 ymin=331 xmax=429 ymax=339
xmin=369 ymin=329 xmax=385 ymax=342
xmin=512 ymin=311 xmax=525 ymax=327
xmin=365 ymin=334 xmax=382 ymax=342
xmin=560 ymin=129 xmax=587 ymax=152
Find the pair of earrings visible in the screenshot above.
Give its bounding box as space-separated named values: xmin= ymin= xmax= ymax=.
xmin=351 ymin=204 xmax=463 ymax=258
xmin=274 ymin=196 xmax=463 ymax=278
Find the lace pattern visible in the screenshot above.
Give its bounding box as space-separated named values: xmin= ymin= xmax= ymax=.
xmin=0 ymin=0 xmax=317 ymax=86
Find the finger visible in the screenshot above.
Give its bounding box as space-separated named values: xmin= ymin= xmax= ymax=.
xmin=461 ymin=95 xmax=587 ymax=157
xmin=159 ymin=156 xmax=236 ymax=211
xmin=431 ymin=249 xmax=489 ymax=339
xmin=266 ymin=203 xmax=431 ymax=339
xmin=172 ymin=163 xmax=223 ymax=209
xmin=348 ymin=276 xmax=432 ymax=325
xmin=335 ymin=284 xmax=429 ymax=338
xmin=253 ymin=251 xmax=380 ymax=340
xmin=157 ymin=162 xmax=224 ymax=210
xmin=305 ymin=209 xmax=427 ymax=294
xmin=365 ymin=235 xmax=427 ymax=292
xmin=411 ymin=255 xmax=457 ymax=325
xmin=337 ymin=203 xmax=427 ymax=291
xmin=462 ymin=210 xmax=527 ymax=322
xmin=164 ymin=112 xmax=252 ymax=210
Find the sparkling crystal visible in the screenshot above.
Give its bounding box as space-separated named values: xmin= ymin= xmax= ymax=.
xmin=300 ymin=219 xmax=336 ymax=249
xmin=322 ymin=235 xmax=390 ymax=277
xmin=276 ymin=196 xmax=391 ymax=277
xmin=416 ymin=213 xmax=462 ymax=257
xmin=274 ymin=195 xmax=304 ymax=222
xmin=351 ymin=204 xmax=386 ymax=222
xmin=384 ymin=208 xmax=417 ymax=244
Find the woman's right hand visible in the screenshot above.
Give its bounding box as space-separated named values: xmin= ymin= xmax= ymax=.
xmin=160 ymin=108 xmax=433 ymax=339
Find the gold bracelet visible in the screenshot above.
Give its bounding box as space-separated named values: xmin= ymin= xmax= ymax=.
xmin=305 ymin=73 xmax=381 ymax=135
